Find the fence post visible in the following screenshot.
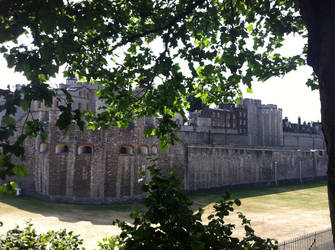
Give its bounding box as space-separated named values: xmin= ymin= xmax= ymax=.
xmin=299 ymin=160 xmax=302 ymax=184
xmin=278 ymin=228 xmax=332 ymax=250
xmin=274 ymin=161 xmax=278 ymax=185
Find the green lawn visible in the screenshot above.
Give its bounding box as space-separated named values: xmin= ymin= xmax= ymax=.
xmin=0 ymin=181 xmax=330 ymax=248
xmin=1 ymin=181 xmax=327 ymax=214
xmin=190 ymin=181 xmax=329 ymax=212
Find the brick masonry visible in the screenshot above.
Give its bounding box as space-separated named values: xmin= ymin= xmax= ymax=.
xmin=1 ymin=80 xmax=327 ymax=204
xmin=9 ymin=111 xmax=326 ymax=204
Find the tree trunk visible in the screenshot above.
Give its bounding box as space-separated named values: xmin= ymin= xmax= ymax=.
xmin=320 ymin=60 xmax=335 ymax=248
xmin=299 ymin=0 xmax=335 ymax=246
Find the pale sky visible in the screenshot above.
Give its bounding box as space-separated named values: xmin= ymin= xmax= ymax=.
xmin=0 ymin=35 xmax=321 ymax=124
xmin=241 ymin=33 xmax=321 ymax=124
xmin=241 ymin=65 xmax=320 ymax=123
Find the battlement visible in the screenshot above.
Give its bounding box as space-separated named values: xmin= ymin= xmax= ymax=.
xmin=183 ymin=98 xmax=324 ymax=149
xmin=283 ymin=116 xmax=322 ymax=134
xmin=3 ymin=89 xmax=326 ymax=204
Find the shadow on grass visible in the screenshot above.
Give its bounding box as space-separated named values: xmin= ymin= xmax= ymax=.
xmin=0 ymin=194 xmax=141 ymax=226
xmin=0 ymin=180 xmax=327 ymax=225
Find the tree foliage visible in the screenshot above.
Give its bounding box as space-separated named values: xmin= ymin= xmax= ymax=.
xmin=100 ymin=165 xmax=277 ymax=249
xmin=1 ymin=166 xmax=277 ymax=249
xmin=0 ymin=0 xmax=311 ymax=184
xmin=186 ymin=92 xmax=205 ymax=112
xmin=0 ymin=222 xmax=84 ymax=249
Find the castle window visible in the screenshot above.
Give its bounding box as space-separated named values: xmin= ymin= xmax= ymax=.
xmin=40 ymin=143 xmax=48 ymax=153
xmin=78 ymin=102 xmax=82 ymax=110
xmin=78 ymin=145 xmax=93 ymax=155
xmin=86 ymin=103 xmax=89 ymax=110
xmin=151 ymin=146 xmax=158 ymax=155
xmin=37 ymin=101 xmax=41 ymax=109
xmin=120 ymin=145 xmax=133 ymax=155
xmin=139 ymin=145 xmax=149 ymax=155
xmin=87 ymin=92 xmax=90 ymax=99
xmin=56 ymin=144 xmax=69 ymax=154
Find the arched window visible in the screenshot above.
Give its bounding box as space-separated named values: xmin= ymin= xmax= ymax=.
xmin=120 ymin=145 xmax=133 ymax=155
xmin=139 ymin=145 xmax=149 ymax=155
xmin=40 ymin=143 xmax=48 ymax=153
xmin=78 ymin=145 xmax=93 ymax=155
xmin=56 ymin=144 xmax=69 ymax=154
xmin=151 ymin=146 xmax=158 ymax=155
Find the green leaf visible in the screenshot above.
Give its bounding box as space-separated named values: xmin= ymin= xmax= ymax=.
xmin=40 ymin=131 xmax=48 ymax=142
xmin=2 ymin=116 xmax=16 ymax=126
xmin=38 ymin=74 xmax=47 ymax=82
xmin=12 ymin=164 xmax=28 ymax=178
xmin=246 ymin=23 xmax=253 ymax=32
xmin=160 ymin=142 xmax=168 ymax=150
xmin=9 ymin=181 xmax=18 ymax=189
xmin=20 ymin=99 xmax=30 ymax=111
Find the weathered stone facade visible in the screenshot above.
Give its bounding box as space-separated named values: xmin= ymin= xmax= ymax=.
xmin=184 ymin=146 xmax=327 ymax=191
xmin=19 ymin=115 xmax=185 ymax=203
xmin=3 ymin=79 xmax=328 ymax=203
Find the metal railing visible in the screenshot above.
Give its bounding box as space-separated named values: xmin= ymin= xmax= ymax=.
xmin=279 ymin=228 xmax=334 ymax=250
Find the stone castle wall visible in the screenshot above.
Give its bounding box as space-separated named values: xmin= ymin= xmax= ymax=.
xmin=17 ymin=114 xmax=185 ymax=204
xmin=283 ymin=132 xmax=325 ymax=149
xmin=184 ymin=145 xmax=327 ymax=191
xmin=13 ymin=118 xmax=327 ymax=204
xmin=1 ymin=82 xmax=328 ymax=203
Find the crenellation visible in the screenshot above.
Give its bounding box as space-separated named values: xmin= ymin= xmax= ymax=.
xmin=1 ymin=79 xmax=328 ymax=203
